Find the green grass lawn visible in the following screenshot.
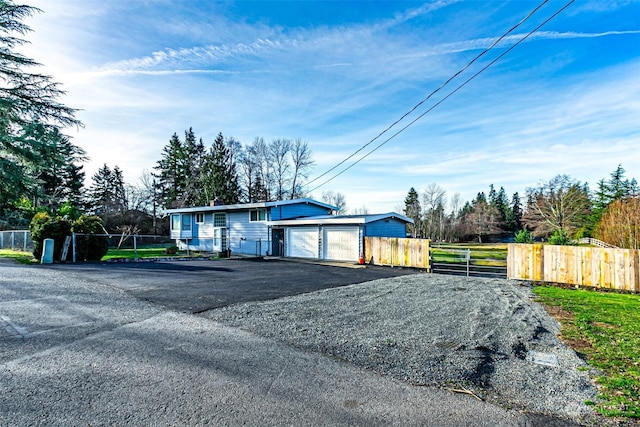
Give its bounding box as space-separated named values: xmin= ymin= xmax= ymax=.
xmin=0 ymin=248 xmax=205 ymax=263
xmin=101 ymin=247 xmax=177 ymax=260
xmin=534 ymin=286 xmax=640 ymax=419
xmin=431 ymin=244 xmax=507 ymax=264
xmin=101 ymin=247 xmax=216 ymax=261
xmin=0 ymin=249 xmax=38 ymax=264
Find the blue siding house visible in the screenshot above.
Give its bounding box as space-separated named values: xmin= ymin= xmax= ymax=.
xmin=165 ymin=198 xmax=412 ymax=261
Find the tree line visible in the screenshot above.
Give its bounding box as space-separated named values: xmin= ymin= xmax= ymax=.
xmin=154 ymin=129 xmax=314 ymax=208
xmin=402 ymin=164 xmax=640 ymax=248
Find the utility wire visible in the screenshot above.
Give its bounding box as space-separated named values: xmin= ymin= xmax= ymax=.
xmin=304 ymin=0 xmax=549 ymax=188
xmin=308 ymin=0 xmax=575 ymax=193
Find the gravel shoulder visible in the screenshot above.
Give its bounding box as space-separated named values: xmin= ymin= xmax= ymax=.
xmin=202 ymin=273 xmax=599 ymax=424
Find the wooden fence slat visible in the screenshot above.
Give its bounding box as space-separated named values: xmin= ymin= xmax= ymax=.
xmin=364 ymin=237 xmax=429 ymax=269
xmin=508 ymin=243 xmax=639 ymax=292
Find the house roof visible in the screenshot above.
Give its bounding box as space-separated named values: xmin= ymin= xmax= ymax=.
xmin=163 ymin=198 xmax=338 ymax=215
xmin=269 ymin=212 xmax=414 ymax=226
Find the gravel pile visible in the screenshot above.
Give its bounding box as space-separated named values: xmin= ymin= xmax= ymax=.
xmin=202 ymin=273 xmax=598 ymax=424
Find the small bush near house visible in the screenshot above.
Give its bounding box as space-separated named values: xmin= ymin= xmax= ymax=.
xmin=514 ymin=229 xmax=532 ymax=243
xmin=29 ymin=213 xmax=109 ymax=262
xmin=29 ymin=212 xmax=72 ymax=260
xmin=548 ymin=228 xmax=575 ymax=245
xmin=165 ymin=245 xmax=178 ymax=255
xmin=73 ymin=215 xmax=109 ymax=261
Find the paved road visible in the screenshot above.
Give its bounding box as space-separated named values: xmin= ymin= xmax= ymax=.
xmin=0 ymin=259 xmax=557 ymax=426
xmin=41 ymin=258 xmax=418 ymax=312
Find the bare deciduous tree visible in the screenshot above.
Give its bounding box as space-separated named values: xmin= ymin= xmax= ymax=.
xmin=463 ymin=200 xmax=501 ymax=243
xmin=290 ymin=138 xmax=314 ymax=199
xmin=422 ymin=183 xmax=446 ymax=240
xmin=523 ymin=175 xmax=591 ymax=238
xmin=321 ymin=190 xmax=347 ymax=213
xmin=270 ymin=138 xmax=292 ymax=200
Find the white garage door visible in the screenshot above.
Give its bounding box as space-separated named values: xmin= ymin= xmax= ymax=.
xmin=286 ymin=227 xmax=319 ymax=258
xmin=323 ymin=227 xmax=360 ymax=261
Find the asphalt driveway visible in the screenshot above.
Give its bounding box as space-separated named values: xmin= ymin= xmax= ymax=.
xmin=1 ymin=259 xmax=596 ymax=425
xmin=44 ymin=258 xmax=416 ymax=313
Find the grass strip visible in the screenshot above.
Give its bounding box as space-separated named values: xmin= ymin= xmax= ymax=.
xmin=102 ymin=248 xmax=177 ymax=260
xmin=533 ymin=286 xmax=640 ymax=419
xmin=101 ymin=248 xmax=216 ymax=261
xmin=0 ymin=249 xmax=38 ymax=264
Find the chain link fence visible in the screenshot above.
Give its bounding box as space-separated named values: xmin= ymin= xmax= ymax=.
xmin=0 ymin=230 xmax=33 ymax=252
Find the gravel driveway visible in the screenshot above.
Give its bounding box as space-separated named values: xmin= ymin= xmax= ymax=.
xmin=202 ymin=273 xmax=598 ymax=424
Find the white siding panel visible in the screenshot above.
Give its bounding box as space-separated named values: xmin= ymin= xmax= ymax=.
xmin=287 ymin=227 xmax=319 ymax=258
xmin=228 ymin=211 xmax=270 ymax=255
xmin=323 ymin=226 xmax=360 ymax=261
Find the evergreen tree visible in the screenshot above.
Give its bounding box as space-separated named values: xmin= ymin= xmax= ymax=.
xmin=87 ymin=164 xmax=126 ymax=215
xmin=111 ymin=165 xmax=126 ymax=211
xmin=180 ymin=128 xmax=206 ymax=206
xmin=473 ymin=192 xmax=487 ymax=206
xmin=403 ymin=187 xmax=421 ymax=237
xmin=0 ymin=2 xmax=82 ymax=224
xmin=509 ymin=192 xmax=523 ymax=232
xmin=252 ymin=174 xmax=267 ymax=202
xmin=200 ymin=133 xmax=240 ymax=205
xmin=588 ymin=165 xmax=637 ymax=235
xmin=154 ymin=132 xmax=184 ymax=208
xmin=488 ymin=184 xmax=497 ymax=208
xmin=490 ymin=186 xmax=510 ymax=229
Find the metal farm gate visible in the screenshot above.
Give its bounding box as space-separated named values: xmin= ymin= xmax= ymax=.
xmin=430 ymin=245 xmax=507 ymax=278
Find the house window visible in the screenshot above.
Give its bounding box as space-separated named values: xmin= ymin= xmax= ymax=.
xmin=181 ymin=214 xmax=192 ymax=231
xmin=195 ymin=213 xmax=204 ymax=224
xmin=214 ymin=213 xmax=226 ymax=227
xmin=250 ymin=209 xmax=266 ymax=222
xmin=171 ymin=215 xmax=180 ymax=231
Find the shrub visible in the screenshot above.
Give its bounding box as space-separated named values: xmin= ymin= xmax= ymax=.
xmin=29 ymin=212 xmax=73 ymax=260
xmin=595 ymin=197 xmax=640 ymax=249
xmin=29 ymin=213 xmax=109 ymax=262
xmin=548 ymin=228 xmax=575 ymax=245
xmin=514 ymin=229 xmax=533 ymax=243
xmin=73 ymin=215 xmax=109 ymax=261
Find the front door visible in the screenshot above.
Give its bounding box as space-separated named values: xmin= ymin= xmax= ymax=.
xmin=271 ymin=228 xmax=284 ymax=256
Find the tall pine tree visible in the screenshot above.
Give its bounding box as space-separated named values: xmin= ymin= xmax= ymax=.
xmin=154 ymin=132 xmax=184 ymax=208
xmin=403 ymin=187 xmax=421 ymax=237
xmin=0 ymin=2 xmax=83 ymax=224
xmin=199 ymin=133 xmax=240 ymax=205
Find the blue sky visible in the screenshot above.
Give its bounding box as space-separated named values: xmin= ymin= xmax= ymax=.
xmin=22 ymin=0 xmax=640 ymax=213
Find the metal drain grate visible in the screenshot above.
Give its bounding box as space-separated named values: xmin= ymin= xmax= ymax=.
xmin=527 ymin=351 xmax=559 ymax=367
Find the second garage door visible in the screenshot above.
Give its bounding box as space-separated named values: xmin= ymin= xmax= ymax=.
xmin=286 ymin=227 xmax=319 ymax=258
xmin=323 ymin=226 xmax=360 ymax=261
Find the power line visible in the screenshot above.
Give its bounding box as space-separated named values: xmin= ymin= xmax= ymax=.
xmin=305 ymin=0 xmax=549 ymax=188
xmin=307 ymin=0 xmax=574 ymax=193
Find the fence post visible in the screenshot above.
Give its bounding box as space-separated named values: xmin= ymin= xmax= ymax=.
xmin=72 ymin=232 xmax=76 ymax=263
xmin=11 ymin=231 xmax=15 ymax=250
xmin=134 ymin=234 xmax=138 ymax=260
xmin=23 ymin=231 xmax=27 ymax=252
xmin=466 ymin=249 xmax=470 ymax=276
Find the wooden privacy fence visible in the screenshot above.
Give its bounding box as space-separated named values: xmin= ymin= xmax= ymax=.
xmin=508 ymin=243 xmax=640 ymax=292
xmin=364 ymin=237 xmax=430 ymax=269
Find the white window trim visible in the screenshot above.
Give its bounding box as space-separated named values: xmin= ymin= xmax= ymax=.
xmin=250 ymin=209 xmax=267 ymax=222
